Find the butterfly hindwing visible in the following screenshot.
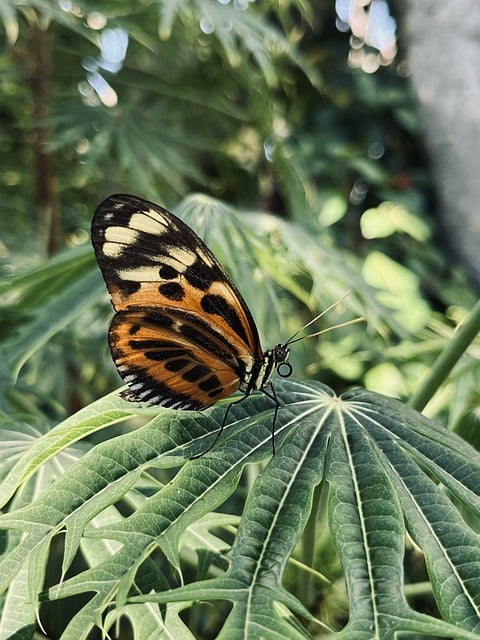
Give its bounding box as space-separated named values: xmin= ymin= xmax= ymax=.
xmin=92 ymin=194 xmax=263 ymax=408
xmin=109 ymin=308 xmax=248 ymax=409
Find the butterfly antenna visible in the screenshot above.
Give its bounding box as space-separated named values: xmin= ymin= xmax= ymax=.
xmin=286 ymin=291 xmax=365 ymax=346
xmin=287 ymin=317 xmax=365 ymax=345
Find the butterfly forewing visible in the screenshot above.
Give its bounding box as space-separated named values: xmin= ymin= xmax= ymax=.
xmin=92 ymin=194 xmax=264 ymax=409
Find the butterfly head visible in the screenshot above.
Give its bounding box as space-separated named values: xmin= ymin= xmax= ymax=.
xmin=271 ymin=343 xmax=293 ymax=379
xmin=247 ymin=343 xmax=292 ymax=394
xmin=257 ymin=343 xmax=292 ymax=388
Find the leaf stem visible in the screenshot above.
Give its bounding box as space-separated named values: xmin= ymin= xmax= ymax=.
xmin=408 ymin=299 xmax=480 ymax=412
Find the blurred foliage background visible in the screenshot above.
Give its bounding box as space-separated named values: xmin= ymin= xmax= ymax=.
xmin=0 ymin=0 xmax=478 ymax=433
xmin=2 ymin=2 xmax=480 ymax=638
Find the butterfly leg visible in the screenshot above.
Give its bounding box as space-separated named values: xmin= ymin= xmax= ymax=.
xmin=260 ymin=383 xmax=280 ymax=455
xmin=191 ymin=385 xmax=281 ymax=459
xmin=190 ymin=395 xmax=247 ymax=459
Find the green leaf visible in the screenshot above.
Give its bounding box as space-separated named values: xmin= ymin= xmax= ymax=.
xmin=360 ymin=201 xmax=430 ymax=241
xmin=0 ymin=562 xmax=36 ymax=639
xmin=154 ymin=0 xmax=320 ymax=88
xmin=0 ymin=247 xmax=99 ymax=386
xmin=0 ymin=1 xmax=19 ymax=45
xmin=0 ymin=391 xmax=145 ymax=509
xmin=2 ymin=382 xmax=478 ymax=637
xmin=362 ymin=251 xmax=430 ymax=331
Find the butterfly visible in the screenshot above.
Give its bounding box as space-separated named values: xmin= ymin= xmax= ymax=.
xmin=91 ymin=194 xmax=298 ymax=450
xmin=92 ymin=194 xmax=355 ymax=453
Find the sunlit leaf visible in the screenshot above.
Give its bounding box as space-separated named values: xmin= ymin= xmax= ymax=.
xmin=1 ymin=381 xmax=480 ymax=638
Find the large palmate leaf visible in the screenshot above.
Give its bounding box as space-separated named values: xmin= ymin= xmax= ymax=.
xmin=0 ymin=380 xmax=479 ymax=639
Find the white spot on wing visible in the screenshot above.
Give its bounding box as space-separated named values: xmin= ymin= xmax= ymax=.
xmin=130 ymin=209 xmax=169 ymax=235
xmin=102 ymin=242 xmax=123 ymax=258
xmin=103 ymin=226 xmax=139 ymax=257
xmin=137 ymin=388 xmax=153 ymax=400
xmin=105 ymin=226 xmax=139 ymax=244
xmin=168 ymin=247 xmax=197 ymax=267
xmin=149 ymin=248 xmax=197 ymax=274
xmin=117 ymin=266 xmax=161 ymax=281
xmin=197 ymin=248 xmax=214 ymax=267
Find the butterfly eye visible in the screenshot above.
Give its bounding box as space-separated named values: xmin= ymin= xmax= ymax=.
xmin=278 ymin=362 xmax=293 ymax=378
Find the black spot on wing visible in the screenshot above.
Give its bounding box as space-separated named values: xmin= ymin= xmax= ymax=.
xmin=182 ymin=364 xmax=211 ymax=383
xmin=129 ymin=324 xmax=141 ymax=335
xmin=200 ymin=294 xmax=248 ymax=344
xmin=143 ymin=310 xmax=174 ymax=327
xmin=199 ymin=375 xmax=222 ymax=393
xmin=207 ymin=387 xmax=224 ymax=398
xmin=143 ymin=350 xmax=185 ymax=362
xmin=121 ymin=281 xmax=141 ymax=296
xmin=127 ymin=337 xmax=187 ymax=361
xmin=185 ymin=259 xmax=221 ymax=291
xmin=179 ymin=322 xmax=234 ymax=362
xmin=159 ymin=282 xmax=185 ymax=301
xmin=160 ymin=264 xmax=178 ymax=280
xmin=165 ymin=358 xmax=191 ymax=372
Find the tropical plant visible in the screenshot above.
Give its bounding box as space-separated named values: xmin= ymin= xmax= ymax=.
xmin=1 ymin=306 xmax=480 ymax=639
xmin=1 ymin=1 xmax=479 ymax=639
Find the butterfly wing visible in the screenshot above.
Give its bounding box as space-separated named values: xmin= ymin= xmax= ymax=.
xmin=109 ymin=308 xmax=250 ymax=409
xmin=91 ymin=194 xmax=264 ymax=409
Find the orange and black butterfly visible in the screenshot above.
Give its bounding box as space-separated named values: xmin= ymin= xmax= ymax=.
xmin=91 ymin=194 xmax=294 ymax=439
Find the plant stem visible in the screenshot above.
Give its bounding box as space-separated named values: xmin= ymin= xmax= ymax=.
xmin=28 ymin=13 xmax=60 ymax=256
xmin=408 ymin=299 xmax=480 ymax=412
